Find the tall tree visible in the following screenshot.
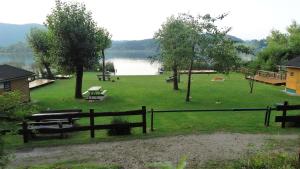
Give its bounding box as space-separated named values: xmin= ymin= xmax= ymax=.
xmin=179 ymin=13 xmax=231 ymax=102
xmin=96 ymin=27 xmax=112 ymax=81
xmin=27 ymin=28 xmax=54 ymax=79
xmin=46 ymin=0 xmax=98 ymax=98
xmin=154 ymin=15 xmax=192 ymax=90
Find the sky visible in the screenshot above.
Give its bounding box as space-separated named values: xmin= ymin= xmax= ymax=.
xmin=0 ymin=0 xmax=299 ymax=40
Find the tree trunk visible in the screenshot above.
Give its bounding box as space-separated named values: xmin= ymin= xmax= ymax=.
xmin=249 ymin=77 xmax=255 ymax=94
xmin=186 ymin=59 xmax=194 ymax=102
xmin=43 ymin=63 xmax=54 ymax=79
xmin=173 ymin=66 xmax=179 ymax=90
xmin=102 ymin=50 xmax=106 ymax=81
xmin=75 ymin=65 xmax=83 ymax=99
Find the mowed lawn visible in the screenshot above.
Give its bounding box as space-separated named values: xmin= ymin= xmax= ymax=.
xmin=5 ymin=72 xmax=300 ymax=147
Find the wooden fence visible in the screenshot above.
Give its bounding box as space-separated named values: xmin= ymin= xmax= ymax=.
xmin=149 ymin=107 xmax=274 ymax=131
xmin=257 ymin=70 xmax=286 ymax=80
xmin=149 ymin=102 xmax=300 ymax=131
xmin=275 ymin=101 xmax=300 ymax=128
xmin=22 ymin=106 xmax=147 ymax=143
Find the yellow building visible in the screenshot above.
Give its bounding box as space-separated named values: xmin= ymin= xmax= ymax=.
xmin=286 ymin=56 xmax=300 ymax=94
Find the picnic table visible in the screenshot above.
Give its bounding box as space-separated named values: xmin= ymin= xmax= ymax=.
xmin=23 ymin=109 xmax=82 ymax=140
xmin=97 ymin=74 xmax=111 ymax=81
xmin=83 ymin=86 xmax=107 ymax=101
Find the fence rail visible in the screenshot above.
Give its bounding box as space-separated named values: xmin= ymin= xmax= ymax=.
xmin=149 ymin=102 xmax=300 ymax=131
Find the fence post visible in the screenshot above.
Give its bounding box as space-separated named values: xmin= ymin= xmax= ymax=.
xmin=267 ymin=107 xmax=272 ymax=127
xmin=282 ymin=101 xmax=288 ymax=128
xmin=142 ymin=106 xmax=147 ymax=134
xmin=264 ymin=106 xmax=269 ymax=126
xmin=151 ymin=108 xmax=154 ymax=131
xmin=22 ymin=121 xmax=28 ymax=143
xmin=90 ymin=109 xmax=95 ymax=138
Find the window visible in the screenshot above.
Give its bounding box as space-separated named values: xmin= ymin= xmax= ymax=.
xmin=290 ymin=72 xmax=294 ymax=76
xmin=0 ymin=83 xmax=3 ymax=89
xmin=3 ymin=81 xmax=11 ymax=91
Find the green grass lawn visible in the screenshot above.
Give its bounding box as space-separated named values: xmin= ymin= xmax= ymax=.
xmin=5 ymin=72 xmax=300 ymax=148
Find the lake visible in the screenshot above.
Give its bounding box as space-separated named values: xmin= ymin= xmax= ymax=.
xmin=0 ymin=53 xmax=161 ymax=75
xmin=107 ymin=58 xmax=160 ymax=75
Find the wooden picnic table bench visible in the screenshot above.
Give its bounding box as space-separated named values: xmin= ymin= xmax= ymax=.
xmin=97 ymin=74 xmax=111 ymax=81
xmin=22 ymin=109 xmax=82 ymax=140
xmin=83 ymin=86 xmax=107 ymax=101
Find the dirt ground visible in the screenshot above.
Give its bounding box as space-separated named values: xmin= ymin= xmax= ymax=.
xmin=10 ymin=133 xmax=299 ymax=169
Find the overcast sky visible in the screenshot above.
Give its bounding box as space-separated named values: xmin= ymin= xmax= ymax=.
xmin=0 ymin=0 xmax=299 ymax=40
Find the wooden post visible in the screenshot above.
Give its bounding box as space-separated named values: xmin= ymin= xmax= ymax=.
xmin=264 ymin=106 xmax=269 ymax=126
xmin=282 ymin=101 xmax=288 ymax=128
xmin=58 ymin=122 xmax=63 ymax=138
xmin=90 ymin=109 xmax=95 ymax=138
xmin=22 ymin=121 xmax=28 ymax=143
xmin=142 ymin=106 xmax=147 ymax=134
xmin=267 ymin=107 xmax=272 ymax=127
xmin=151 ymin=108 xmax=154 ymax=131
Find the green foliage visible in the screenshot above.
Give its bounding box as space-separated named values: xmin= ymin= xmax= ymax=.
xmin=146 ymin=156 xmax=187 ymax=169
xmin=107 ymin=117 xmax=132 ymax=136
xmin=46 ymin=0 xmax=101 ymax=98
xmin=46 ymin=0 xmax=98 ymax=73
xmin=0 ymin=91 xmax=35 ymax=169
xmin=27 ymin=28 xmax=54 ymax=79
xmin=154 ymin=14 xmax=193 ymax=70
xmin=96 ymin=27 xmax=112 ymax=56
xmin=256 ymin=21 xmax=300 ymax=71
xmin=206 ymin=152 xmax=300 ymax=169
xmin=18 ymin=163 xmax=121 ymax=169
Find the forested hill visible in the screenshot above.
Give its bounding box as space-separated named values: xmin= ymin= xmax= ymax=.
xmin=106 ymin=39 xmax=159 ymax=58
xmin=0 ymin=23 xmax=44 ymax=47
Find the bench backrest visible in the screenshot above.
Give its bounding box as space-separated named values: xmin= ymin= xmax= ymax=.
xmin=40 ymin=109 xmax=82 ymax=113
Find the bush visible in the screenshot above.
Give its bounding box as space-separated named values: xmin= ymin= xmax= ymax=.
xmin=107 ymin=118 xmax=131 ymax=136
xmin=0 ymin=91 xmax=36 ymax=169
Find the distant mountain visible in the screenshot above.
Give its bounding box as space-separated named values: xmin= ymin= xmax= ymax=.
xmin=0 ymin=23 xmax=44 ymax=47
xmin=106 ymin=39 xmax=159 ymax=58
xmin=0 ymin=22 xmax=266 ymax=60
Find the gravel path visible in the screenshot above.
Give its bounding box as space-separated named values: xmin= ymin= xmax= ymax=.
xmin=11 ymin=133 xmax=299 ymax=169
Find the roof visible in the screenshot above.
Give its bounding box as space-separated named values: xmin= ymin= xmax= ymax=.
xmin=286 ymin=56 xmax=300 ymax=68
xmin=0 ymin=64 xmax=34 ymax=82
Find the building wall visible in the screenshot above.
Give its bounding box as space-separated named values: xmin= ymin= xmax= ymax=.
xmin=11 ymin=78 xmax=30 ymax=102
xmin=0 ymin=78 xmax=30 ymax=102
xmin=286 ymin=67 xmax=300 ymax=94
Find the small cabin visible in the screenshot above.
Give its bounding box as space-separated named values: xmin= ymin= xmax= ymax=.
xmin=285 ymin=56 xmax=300 ymax=94
xmin=0 ymin=65 xmax=34 ymax=102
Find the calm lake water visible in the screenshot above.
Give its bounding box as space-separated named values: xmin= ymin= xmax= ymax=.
xmin=107 ymin=58 xmax=160 ymax=75
xmin=0 ymin=53 xmax=161 ymax=75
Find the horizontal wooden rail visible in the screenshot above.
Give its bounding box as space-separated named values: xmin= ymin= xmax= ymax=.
xmin=275 ymin=116 xmax=300 ymax=122
xmin=19 ymin=123 xmax=144 ymax=134
xmin=26 ymin=109 xmax=143 ymax=121
xmin=276 ymin=105 xmax=300 ymax=111
xmin=151 ymin=108 xmax=271 ymax=113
